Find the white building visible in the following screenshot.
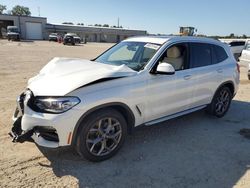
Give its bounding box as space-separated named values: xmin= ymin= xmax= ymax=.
xmin=0 ymin=14 xmax=147 ymax=42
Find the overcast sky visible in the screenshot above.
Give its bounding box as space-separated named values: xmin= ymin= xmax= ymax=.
xmin=1 ymin=0 xmax=250 ymax=36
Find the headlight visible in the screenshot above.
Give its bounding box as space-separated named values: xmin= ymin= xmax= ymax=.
xmin=33 ymin=96 xmax=80 ymax=113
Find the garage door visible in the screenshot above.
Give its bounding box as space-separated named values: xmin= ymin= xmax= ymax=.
xmin=25 ymin=22 xmax=42 ymax=40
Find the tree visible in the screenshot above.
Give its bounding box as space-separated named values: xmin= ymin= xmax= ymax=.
xmin=229 ymin=33 xmax=235 ymax=38
xmin=103 ymin=24 xmax=109 ymax=27
xmin=77 ymin=23 xmax=84 ymax=26
xmin=11 ymin=5 xmax=31 ymax=16
xmin=0 ymin=4 xmax=6 ymax=14
xmin=242 ymin=34 xmax=247 ymax=39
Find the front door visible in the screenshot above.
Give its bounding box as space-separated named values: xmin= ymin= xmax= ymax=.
xmin=145 ymin=43 xmax=194 ymax=122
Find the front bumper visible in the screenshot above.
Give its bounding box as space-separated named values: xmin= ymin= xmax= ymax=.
xmin=9 ymin=91 xmax=83 ymax=148
xmin=8 ymin=34 xmax=20 ymax=40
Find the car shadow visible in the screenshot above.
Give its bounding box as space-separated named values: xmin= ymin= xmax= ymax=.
xmin=38 ymin=99 xmax=250 ymax=188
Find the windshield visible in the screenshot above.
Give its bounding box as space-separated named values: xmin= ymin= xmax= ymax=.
xmin=95 ymin=41 xmax=160 ymax=71
xmin=8 ymin=28 xmax=19 ymax=33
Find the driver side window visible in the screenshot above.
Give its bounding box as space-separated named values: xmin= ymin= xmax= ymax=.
xmin=159 ymin=43 xmax=189 ymax=71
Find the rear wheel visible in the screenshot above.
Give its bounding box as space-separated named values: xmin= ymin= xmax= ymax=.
xmin=75 ymin=108 xmax=127 ymax=162
xmin=206 ymin=86 xmax=232 ymax=118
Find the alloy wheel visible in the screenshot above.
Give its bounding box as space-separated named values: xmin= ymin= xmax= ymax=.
xmin=86 ymin=117 xmax=122 ymax=156
xmin=215 ymin=89 xmax=230 ymax=115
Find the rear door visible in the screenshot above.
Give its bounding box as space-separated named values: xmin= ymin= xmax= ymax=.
xmin=188 ymin=43 xmax=226 ymax=108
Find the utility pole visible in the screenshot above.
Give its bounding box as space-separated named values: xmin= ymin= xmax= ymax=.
xmin=38 ymin=6 xmax=40 ymax=17
xmin=117 ymin=17 xmax=119 ymax=28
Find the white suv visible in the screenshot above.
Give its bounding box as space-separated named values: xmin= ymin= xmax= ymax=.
xmin=10 ymin=36 xmax=240 ymax=161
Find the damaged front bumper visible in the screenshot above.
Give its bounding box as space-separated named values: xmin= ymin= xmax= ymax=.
xmin=9 ymin=91 xmax=60 ymax=147
xmin=9 ymin=92 xmax=33 ymax=143
xmin=9 ymin=117 xmax=34 ymax=143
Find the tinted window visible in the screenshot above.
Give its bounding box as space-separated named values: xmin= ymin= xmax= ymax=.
xmin=229 ymin=41 xmax=245 ymax=46
xmin=190 ymin=43 xmax=212 ymax=68
xmin=212 ymin=45 xmax=228 ymax=63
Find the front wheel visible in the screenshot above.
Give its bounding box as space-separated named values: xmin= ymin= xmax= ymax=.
xmin=75 ymin=109 xmax=127 ymax=162
xmin=206 ymin=86 xmax=232 ymax=118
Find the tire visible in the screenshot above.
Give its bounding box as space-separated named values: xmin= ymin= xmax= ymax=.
xmin=75 ymin=108 xmax=127 ymax=162
xmin=248 ymin=75 xmax=250 ymax=80
xmin=206 ymin=86 xmax=232 ymax=118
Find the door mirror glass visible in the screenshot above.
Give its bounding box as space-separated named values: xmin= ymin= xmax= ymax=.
xmin=156 ymin=63 xmax=175 ymax=75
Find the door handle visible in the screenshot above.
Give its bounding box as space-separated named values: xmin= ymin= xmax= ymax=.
xmin=183 ymin=75 xmax=192 ymax=80
xmin=217 ymin=68 xmax=223 ymax=73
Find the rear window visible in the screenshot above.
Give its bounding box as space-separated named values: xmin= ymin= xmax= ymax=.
xmin=212 ymin=45 xmax=228 ymax=63
xmin=190 ymin=43 xmax=212 ymax=68
xmin=229 ymin=41 xmax=245 ymax=46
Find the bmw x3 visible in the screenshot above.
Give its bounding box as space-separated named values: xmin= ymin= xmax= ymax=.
xmin=9 ymin=36 xmax=240 ymax=161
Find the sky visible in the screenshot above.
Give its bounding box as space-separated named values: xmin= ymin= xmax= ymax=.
xmin=1 ymin=0 xmax=250 ymax=36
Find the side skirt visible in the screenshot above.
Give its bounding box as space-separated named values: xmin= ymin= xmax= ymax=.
xmin=145 ymin=105 xmax=207 ymax=126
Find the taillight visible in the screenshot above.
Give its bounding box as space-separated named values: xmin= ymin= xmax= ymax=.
xmin=236 ymin=63 xmax=240 ymax=73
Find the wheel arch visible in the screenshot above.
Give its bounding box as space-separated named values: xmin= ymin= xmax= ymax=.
xmin=213 ymin=81 xmax=235 ymax=99
xmin=71 ymin=102 xmax=135 ymax=146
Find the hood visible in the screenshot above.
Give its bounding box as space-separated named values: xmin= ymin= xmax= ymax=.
xmin=28 ymin=57 xmax=137 ymax=96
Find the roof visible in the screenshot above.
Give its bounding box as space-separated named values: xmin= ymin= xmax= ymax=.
xmin=0 ymin=13 xmax=46 ymax=20
xmin=124 ymin=35 xmax=224 ymax=45
xmin=46 ymin=23 xmax=147 ymax=33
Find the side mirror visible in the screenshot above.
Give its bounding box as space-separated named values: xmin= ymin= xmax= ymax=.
xmin=156 ymin=63 xmax=175 ymax=75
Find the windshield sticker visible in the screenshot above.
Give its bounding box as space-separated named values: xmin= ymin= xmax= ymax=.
xmin=144 ymin=43 xmax=160 ymax=50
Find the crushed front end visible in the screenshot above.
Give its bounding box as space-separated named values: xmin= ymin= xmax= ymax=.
xmin=9 ymin=90 xmax=60 ymax=147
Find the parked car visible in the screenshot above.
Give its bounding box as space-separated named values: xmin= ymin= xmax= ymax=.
xmin=63 ymin=33 xmax=81 ymax=45
xmin=239 ymin=40 xmax=250 ymax=80
xmin=63 ymin=34 xmax=75 ymax=45
xmin=7 ymin=26 xmax=20 ymax=41
xmin=9 ymin=36 xmax=239 ymax=161
xmin=71 ymin=33 xmax=81 ymax=44
xmin=49 ymin=33 xmax=59 ymax=42
xmin=228 ymin=40 xmax=245 ymax=61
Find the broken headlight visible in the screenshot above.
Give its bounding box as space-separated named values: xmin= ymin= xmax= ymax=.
xmin=33 ymin=96 xmax=80 ymax=113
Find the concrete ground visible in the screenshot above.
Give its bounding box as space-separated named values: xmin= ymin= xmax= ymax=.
xmin=0 ymin=40 xmax=250 ymax=188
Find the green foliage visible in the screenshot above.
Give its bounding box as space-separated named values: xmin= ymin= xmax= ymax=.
xmin=242 ymin=34 xmax=247 ymax=39
xmin=11 ymin=5 xmax=31 ymax=16
xmin=102 ymin=24 xmax=109 ymax=27
xmin=77 ymin=23 xmax=84 ymax=26
xmin=229 ymin=33 xmax=235 ymax=38
xmin=0 ymin=4 xmax=6 ymax=14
